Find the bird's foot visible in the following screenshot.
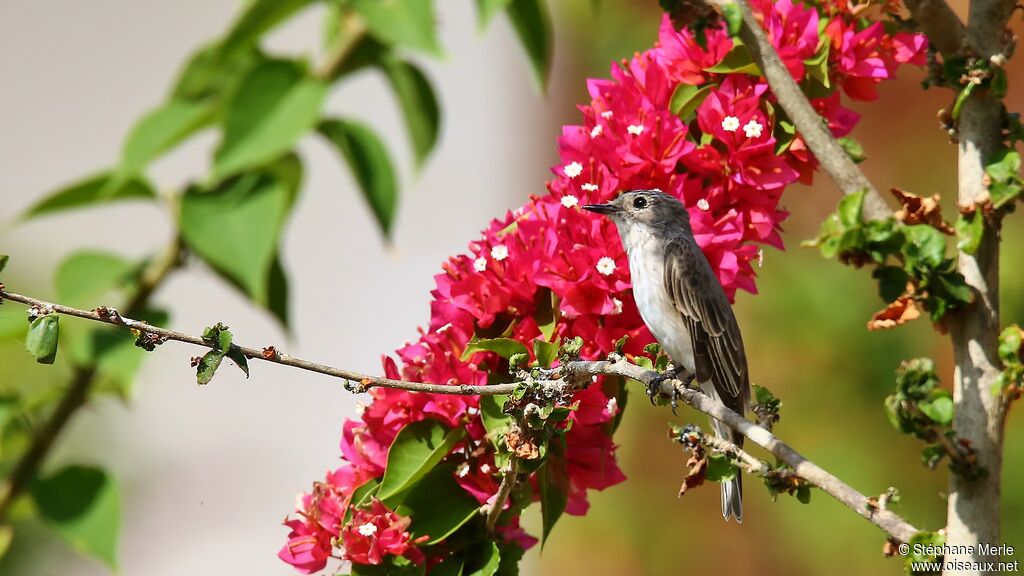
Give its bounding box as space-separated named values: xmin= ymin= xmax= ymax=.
xmin=647 ymin=369 xmax=693 ymax=415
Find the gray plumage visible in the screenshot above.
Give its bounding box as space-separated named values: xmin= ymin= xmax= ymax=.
xmin=584 ymin=189 xmax=750 ymax=522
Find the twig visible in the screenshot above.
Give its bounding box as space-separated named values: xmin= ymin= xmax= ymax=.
xmin=699 ymin=430 xmax=770 ymax=475
xmin=0 ymin=288 xmax=922 ymax=542
xmin=0 ymin=238 xmax=183 ymax=521
xmin=485 ymin=455 xmax=520 ymax=533
xmin=712 ymin=0 xmax=891 ymax=220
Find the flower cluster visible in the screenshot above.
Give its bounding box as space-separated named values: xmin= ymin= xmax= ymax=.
xmin=281 ymin=5 xmax=924 ymax=573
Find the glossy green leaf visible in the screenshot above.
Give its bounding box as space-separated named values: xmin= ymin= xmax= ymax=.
xmin=214 ymin=60 xmax=326 ymax=180
xmin=318 ymin=118 xmax=399 ymax=236
xmin=55 ymin=251 xmax=137 ymax=309
xmin=475 ymin=0 xmax=512 ymax=27
xmin=32 ymin=466 xmax=120 ymax=569
xmin=180 ymin=162 xmax=296 ymax=306
xmin=353 ymin=0 xmax=442 ymax=56
xmin=221 ymin=0 xmax=317 ymax=56
xmin=533 ymin=339 xmax=558 ymax=369
xmin=466 ymin=541 xmax=501 ymax=576
xmin=704 ymin=44 xmax=760 ymax=75
xmin=383 ymin=57 xmax=441 ymax=167
xmin=25 ymin=172 xmax=155 ymax=219
xmin=119 ymin=99 xmax=214 ymax=177
xmin=506 ymin=0 xmax=553 ymax=91
xmin=461 ymin=337 xmax=529 ymax=361
xmin=378 ymin=420 xmax=465 ymax=505
xmin=669 ymin=83 xmax=713 ymax=121
xmin=398 ymin=464 xmax=480 ymax=544
xmin=538 ymin=436 xmax=568 ymax=546
xmin=26 ymin=315 xmax=59 ymax=365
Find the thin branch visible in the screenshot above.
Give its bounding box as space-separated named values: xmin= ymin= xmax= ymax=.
xmin=699 ymin=430 xmax=770 ymax=475
xmin=712 ymin=0 xmax=891 ymax=220
xmin=903 ymin=0 xmax=967 ymax=57
xmin=0 ymin=238 xmax=183 ymax=521
xmin=0 ymin=287 xmax=922 ymax=542
xmin=485 ymin=455 xmax=521 ymax=533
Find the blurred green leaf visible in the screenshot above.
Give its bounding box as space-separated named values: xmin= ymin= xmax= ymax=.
xmin=0 ymin=525 xmax=12 ymax=560
xmin=382 ymin=56 xmax=441 ymax=167
xmin=71 ymin=309 xmax=169 ymax=397
xmin=31 ymin=465 xmax=120 ymax=569
xmin=705 ymin=454 xmax=737 ymax=482
xmin=476 ymin=0 xmax=512 ymax=27
xmin=837 ymin=190 xmax=865 ymax=228
xmin=467 ymin=541 xmax=501 ymax=576
xmin=872 ymin=266 xmax=910 ymax=303
xmin=172 ymin=43 xmax=263 ymax=103
xmin=919 ymin=391 xmax=954 ymax=426
xmin=538 ymin=435 xmax=568 ymax=546
xmin=353 ymin=0 xmax=442 ymax=56
xmin=214 ymin=60 xmax=326 ymax=179
xmin=55 ymin=251 xmax=137 ymax=309
xmin=533 ymin=339 xmax=558 ymax=369
xmin=670 ymin=84 xmax=713 ymax=121
xmin=432 ymin=557 xmax=464 ymax=576
xmin=461 ymin=337 xmax=529 ymax=361
xmin=704 ymin=44 xmax=759 ymax=75
xmin=533 ymin=288 xmax=559 ymax=341
xmin=25 ymin=315 xmax=59 ymax=365
xmin=901 ymin=226 xmax=946 ymax=270
xmin=352 ymin=559 xmax=425 ymax=576
xmin=480 ymin=394 xmax=514 ymax=441
xmin=318 ymin=118 xmax=399 ymax=237
xmin=0 ymin=255 xmax=8 ymax=275
xmin=721 ymin=3 xmax=742 ymax=36
xmin=954 ymin=211 xmax=984 ymax=254
xmin=398 ymin=463 xmax=480 ymax=544
xmin=837 ymin=136 xmax=865 ymax=163
xmin=506 ymin=0 xmax=553 ymax=91
xmin=986 ymin=148 xmax=1021 ymax=182
xmin=119 ymin=99 xmax=214 ymax=177
xmin=378 ymin=420 xmax=465 ymax=505
xmin=180 ymin=160 xmax=297 ymax=307
xmin=267 ymin=255 xmax=291 ymax=329
xmin=803 ymin=36 xmax=830 ymax=88
xmin=25 ymin=172 xmax=155 ymax=219
xmin=222 ymin=0 xmax=317 ymax=56
xmin=998 ymin=325 xmax=1023 ymax=365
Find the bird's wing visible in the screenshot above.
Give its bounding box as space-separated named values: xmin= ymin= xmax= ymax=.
xmin=663 ymin=238 xmax=749 ymax=409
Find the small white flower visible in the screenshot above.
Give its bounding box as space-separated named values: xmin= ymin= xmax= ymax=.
xmin=596 ymin=256 xmax=616 ymax=276
xmin=480 ymin=463 xmax=492 ymax=474
xmin=491 ymin=244 xmax=509 ymax=261
xmin=473 ymin=257 xmax=487 ymax=272
xmin=605 ymin=397 xmax=619 ymax=417
xmin=564 ymin=161 xmax=583 ymax=179
xmin=721 ymin=115 xmax=740 ymax=132
xmin=743 ymin=119 xmax=764 ymax=138
xmin=627 ymin=124 xmax=644 ymax=136
xmin=467 ymin=406 xmax=480 ymax=416
xmin=581 ymin=183 xmax=599 ymax=192
xmin=611 ymin=297 xmax=623 ymax=315
xmin=357 ymin=523 xmax=378 ymax=537
xmin=697 ymin=198 xmax=710 ymax=211
xmin=436 ymin=322 xmax=453 ymax=334
xmin=456 ymin=463 xmax=471 ymax=478
xmin=561 ymin=195 xmax=580 ymax=208
xmin=590 ymin=124 xmax=603 ymax=138
xmin=757 ymin=248 xmax=765 ymax=268
xmin=601 ymin=110 xmax=614 ymax=119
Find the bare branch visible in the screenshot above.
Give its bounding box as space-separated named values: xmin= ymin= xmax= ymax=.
xmin=0 ymin=286 xmax=921 ymax=542
xmin=713 ymin=0 xmax=891 ymax=220
xmin=904 ymin=0 xmax=967 ymax=57
xmin=485 ymin=455 xmax=521 ymax=533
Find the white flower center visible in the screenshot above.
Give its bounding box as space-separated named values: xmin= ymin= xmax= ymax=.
xmin=697 ymin=198 xmax=710 ymax=211
xmin=490 ymin=245 xmax=509 ymax=261
xmin=561 ymin=195 xmax=580 ymax=208
xmin=596 ymin=256 xmax=616 ymax=276
xmin=590 ymin=124 xmax=603 ymax=138
xmin=721 ymin=116 xmax=740 ymax=132
xmin=564 ymin=161 xmax=583 ymax=179
xmin=611 ymin=297 xmax=623 ymax=315
xmin=743 ymin=119 xmax=764 ymax=138
xmin=627 ymin=124 xmax=644 ymax=136
xmin=357 ymin=523 xmax=378 ymax=537
xmin=600 ymin=110 xmax=614 ymax=119
xmin=473 ymin=257 xmax=487 ymax=272
xmin=605 ymin=397 xmax=619 ymax=416
xmin=581 ymin=183 xmax=598 ymax=192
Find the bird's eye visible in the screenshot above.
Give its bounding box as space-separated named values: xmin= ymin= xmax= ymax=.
xmin=632 ymin=196 xmax=648 ymax=210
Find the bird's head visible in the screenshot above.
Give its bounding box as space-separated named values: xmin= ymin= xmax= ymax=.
xmin=583 ymin=189 xmax=691 ymax=234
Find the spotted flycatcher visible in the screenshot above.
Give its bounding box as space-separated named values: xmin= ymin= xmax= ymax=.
xmin=584 ymin=189 xmax=750 ymax=522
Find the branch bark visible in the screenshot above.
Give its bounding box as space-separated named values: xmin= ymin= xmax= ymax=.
xmin=903 ymin=0 xmax=966 ymax=58
xmin=0 ymin=287 xmax=921 ymax=543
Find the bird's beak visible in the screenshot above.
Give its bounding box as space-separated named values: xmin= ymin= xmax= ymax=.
xmin=583 ymin=203 xmax=617 ymax=215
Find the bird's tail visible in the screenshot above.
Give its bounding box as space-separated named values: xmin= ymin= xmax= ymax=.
xmin=711 ymin=417 xmax=743 ymax=523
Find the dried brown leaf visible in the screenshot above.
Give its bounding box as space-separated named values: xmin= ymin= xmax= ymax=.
xmin=867 ymin=294 xmax=921 ymax=331
xmin=891 ymin=188 xmax=955 ymax=234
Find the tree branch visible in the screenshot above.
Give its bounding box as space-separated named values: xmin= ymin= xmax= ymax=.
xmin=0 ymin=286 xmax=921 ymax=543
xmin=712 ymin=0 xmax=891 ymax=220
xmin=903 ymin=0 xmax=967 ymax=57
xmin=485 ymin=454 xmax=521 ymax=533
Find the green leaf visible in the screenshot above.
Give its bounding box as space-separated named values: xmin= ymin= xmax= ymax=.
xmin=0 ymin=525 xmax=12 ymax=560
xmin=119 ymin=99 xmax=214 ymax=178
xmin=196 ymin=350 xmax=225 ymax=385
xmin=26 ymin=315 xmax=59 ymax=365
xmin=432 ymin=557 xmax=465 ymax=576
xmin=998 ymin=325 xmax=1023 ymax=366
xmin=221 ymin=0 xmax=317 ymax=56
xmin=32 ymin=466 xmax=120 ymax=569
xmin=172 ymin=43 xmax=263 ymax=103
xmin=397 ymin=464 xmax=480 ymax=544
xmin=268 ymin=255 xmax=291 ymax=329
xmin=352 ymin=558 xmax=426 ymax=576
xmin=25 ymin=172 xmax=155 ymax=219
xmin=704 ymin=44 xmax=760 ymax=75
xmin=990 ymin=68 xmax=1008 ymax=99
xmin=533 ymin=288 xmax=559 ymax=341
xmin=0 ymin=255 xmax=8 ymax=275
xmin=353 ymin=0 xmax=443 ymax=56
xmin=213 ymin=60 xmax=326 ymax=180
xmin=669 ymin=84 xmax=714 ymax=121
xmin=802 ymin=37 xmax=831 ymax=89
xmin=533 ymin=339 xmax=558 ymax=369
xmin=919 ymin=391 xmax=954 ymax=425
xmin=901 ymin=225 xmax=946 ymax=270
xmin=476 ymin=0 xmax=512 ymax=27
xmin=180 ymin=162 xmax=296 ymax=306
xmin=466 ymin=541 xmax=501 ymax=576
xmin=378 ymin=420 xmax=465 ymax=505
xmin=318 ymin=118 xmax=399 ymax=236
xmin=480 ymin=395 xmax=514 ymax=441
xmin=872 ymin=266 xmax=910 ymax=303
xmin=837 ymin=136 xmax=865 ymax=163
xmin=705 ymin=454 xmax=737 ymax=482
xmin=955 ymin=211 xmax=984 ymax=254
xmin=506 ymin=0 xmax=554 ymax=91
xmin=70 ymin=309 xmax=169 ymax=397
xmin=382 ymin=57 xmax=441 ymax=167
xmin=951 ymin=81 xmax=977 ymax=121
xmin=836 ymin=190 xmax=865 ymax=228
xmin=796 ymin=484 xmax=812 ymax=504
xmin=985 ymin=148 xmax=1021 ymax=182
xmin=227 ymin=348 xmax=250 ymax=378
xmin=721 ymin=3 xmax=742 ymax=35
xmin=537 ymin=436 xmax=568 ymax=546
xmin=462 ymin=337 xmax=529 ymax=361
xmin=55 ymin=251 xmax=137 ymax=309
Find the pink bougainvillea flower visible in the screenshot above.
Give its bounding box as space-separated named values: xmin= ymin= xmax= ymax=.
xmin=340 ymin=499 xmax=428 ymax=566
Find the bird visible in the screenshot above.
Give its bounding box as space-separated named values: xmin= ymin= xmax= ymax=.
xmin=584 ymin=189 xmax=751 ymax=522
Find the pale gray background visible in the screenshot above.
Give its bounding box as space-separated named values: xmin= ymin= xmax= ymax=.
xmin=0 ymin=1 xmax=575 ymax=573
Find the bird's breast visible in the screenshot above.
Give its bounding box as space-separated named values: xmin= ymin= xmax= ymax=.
xmin=626 ymin=241 xmax=695 ymax=372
